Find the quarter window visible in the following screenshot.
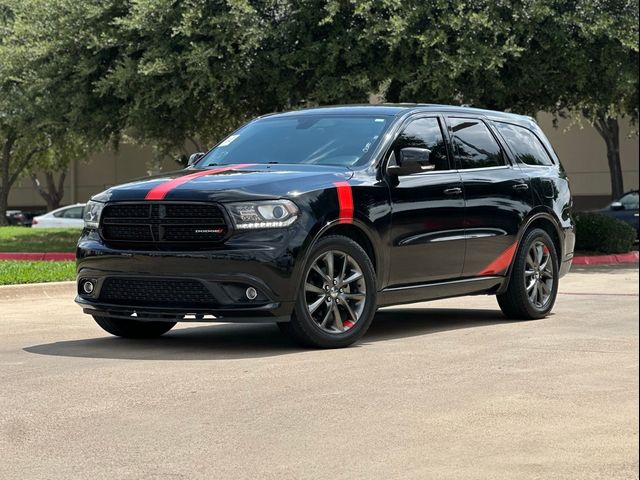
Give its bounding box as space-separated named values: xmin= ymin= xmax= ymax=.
xmin=495 ymin=122 xmax=554 ymax=166
xmin=392 ymin=117 xmax=449 ymax=171
xmin=449 ymin=118 xmax=505 ymax=169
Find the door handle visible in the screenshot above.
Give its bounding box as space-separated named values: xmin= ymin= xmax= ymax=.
xmin=512 ymin=183 xmax=529 ymax=191
xmin=443 ymin=187 xmax=463 ymax=196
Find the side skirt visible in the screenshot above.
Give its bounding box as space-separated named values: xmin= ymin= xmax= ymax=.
xmin=378 ymin=276 xmax=505 ymax=308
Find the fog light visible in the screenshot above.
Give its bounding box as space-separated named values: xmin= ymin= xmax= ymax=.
xmin=82 ymin=280 xmax=95 ymax=295
xmin=245 ymin=287 xmax=258 ymax=300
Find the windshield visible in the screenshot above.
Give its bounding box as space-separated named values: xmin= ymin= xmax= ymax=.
xmin=198 ymin=115 xmax=391 ymax=168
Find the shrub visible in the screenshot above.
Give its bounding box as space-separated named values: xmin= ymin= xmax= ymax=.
xmin=574 ymin=212 xmax=637 ymax=254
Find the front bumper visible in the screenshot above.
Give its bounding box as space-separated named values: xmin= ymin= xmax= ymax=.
xmin=76 ymin=296 xmax=292 ymax=323
xmin=75 ymin=228 xmax=307 ymax=323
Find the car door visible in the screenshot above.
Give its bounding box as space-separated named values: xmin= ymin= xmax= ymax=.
xmin=46 ymin=207 xmax=68 ymax=227
xmin=59 ymin=206 xmax=85 ymax=228
xmin=445 ymin=116 xmax=533 ymax=277
xmin=386 ymin=115 xmax=466 ymax=286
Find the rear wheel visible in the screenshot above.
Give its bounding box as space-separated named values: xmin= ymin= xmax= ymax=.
xmin=497 ymin=228 xmax=559 ymax=319
xmin=93 ymin=316 xmax=176 ymax=338
xmin=279 ymin=235 xmax=377 ymax=348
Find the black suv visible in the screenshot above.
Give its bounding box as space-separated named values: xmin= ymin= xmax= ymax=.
xmin=76 ymin=105 xmax=575 ymax=348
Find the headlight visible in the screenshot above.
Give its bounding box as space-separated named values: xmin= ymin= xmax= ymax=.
xmin=227 ymin=200 xmax=299 ymax=229
xmin=83 ymin=200 xmax=105 ymax=229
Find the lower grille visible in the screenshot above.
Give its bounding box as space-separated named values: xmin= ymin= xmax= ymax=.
xmin=100 ymin=202 xmax=228 ymax=250
xmin=99 ymin=278 xmax=216 ymax=307
xmin=102 ymin=224 xmax=153 ymax=242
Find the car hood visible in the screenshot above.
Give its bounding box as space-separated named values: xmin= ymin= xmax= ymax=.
xmin=92 ymin=164 xmax=354 ymax=203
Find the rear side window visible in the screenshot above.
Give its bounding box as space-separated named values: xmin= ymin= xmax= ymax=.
xmin=449 ymin=118 xmax=505 ymax=169
xmin=495 ymin=122 xmax=554 ymax=166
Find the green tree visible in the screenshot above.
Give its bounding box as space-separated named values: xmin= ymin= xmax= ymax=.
xmin=0 ymin=2 xmax=46 ymax=224
xmin=475 ymin=0 xmax=639 ymax=200
xmin=378 ymin=0 xmax=638 ymax=200
xmin=0 ymin=0 xmax=126 ymax=222
xmin=566 ymin=0 xmax=638 ymax=200
xmin=0 ymin=0 xmax=107 ymax=222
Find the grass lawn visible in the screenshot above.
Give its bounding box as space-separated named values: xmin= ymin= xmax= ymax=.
xmin=0 ymin=226 xmax=80 ymax=252
xmin=0 ymin=260 xmax=75 ymax=285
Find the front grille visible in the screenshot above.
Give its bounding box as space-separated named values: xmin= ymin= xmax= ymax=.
xmin=100 ymin=202 xmax=228 ymax=249
xmin=103 ymin=224 xmax=153 ymax=242
xmin=99 ymin=278 xmax=216 ymax=306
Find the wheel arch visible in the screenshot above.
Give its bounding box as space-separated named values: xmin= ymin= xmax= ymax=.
xmin=294 ymin=219 xmax=383 ymax=292
xmin=520 ymin=210 xmax=564 ymax=261
xmin=312 ymin=220 xmax=379 ymax=274
xmin=498 ymin=210 xmax=564 ymax=294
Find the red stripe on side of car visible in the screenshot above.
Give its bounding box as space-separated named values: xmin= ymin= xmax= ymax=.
xmin=145 ymin=164 xmax=255 ymax=200
xmin=478 ymin=242 xmax=518 ymax=275
xmin=334 ymin=181 xmax=354 ymax=224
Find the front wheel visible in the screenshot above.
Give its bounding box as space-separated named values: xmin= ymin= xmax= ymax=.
xmin=93 ymin=316 xmax=176 ymax=338
xmin=497 ymin=228 xmax=559 ymax=319
xmin=279 ymin=235 xmax=377 ymax=348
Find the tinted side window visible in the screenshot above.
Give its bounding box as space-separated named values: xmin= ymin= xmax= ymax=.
xmin=495 ymin=122 xmax=554 ymax=166
xmin=392 ymin=117 xmax=449 ymax=171
xmin=449 ymin=118 xmax=504 ymax=169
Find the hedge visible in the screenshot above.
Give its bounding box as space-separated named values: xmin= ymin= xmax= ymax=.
xmin=574 ymin=212 xmax=637 ymax=254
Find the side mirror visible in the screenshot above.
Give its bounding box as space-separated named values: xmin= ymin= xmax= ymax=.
xmin=610 ymin=201 xmax=624 ymax=211
xmin=387 ymin=147 xmax=434 ymax=176
xmin=188 ymin=152 xmax=205 ymax=167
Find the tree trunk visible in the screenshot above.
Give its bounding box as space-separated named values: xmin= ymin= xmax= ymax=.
xmin=31 ymin=170 xmax=67 ymax=211
xmin=0 ymin=134 xmax=17 ymax=226
xmin=593 ymin=113 xmax=624 ymax=200
xmin=0 ymin=188 xmax=9 ymax=226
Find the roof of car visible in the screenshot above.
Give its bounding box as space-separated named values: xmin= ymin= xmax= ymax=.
xmin=263 ymin=104 xmax=535 ymax=125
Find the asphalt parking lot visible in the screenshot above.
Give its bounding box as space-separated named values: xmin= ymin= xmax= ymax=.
xmin=1 ymin=265 xmax=638 ymax=480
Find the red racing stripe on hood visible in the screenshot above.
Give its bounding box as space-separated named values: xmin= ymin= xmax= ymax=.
xmin=334 ymin=181 xmax=354 ymax=224
xmin=478 ymin=242 xmax=518 ymax=275
xmin=145 ymin=164 xmax=255 ymax=200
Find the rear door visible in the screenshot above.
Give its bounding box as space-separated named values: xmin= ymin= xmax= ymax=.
xmin=386 ymin=115 xmax=466 ymax=286
xmin=445 ymin=116 xmax=532 ymax=277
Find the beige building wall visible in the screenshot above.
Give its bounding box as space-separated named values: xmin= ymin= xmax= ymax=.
xmin=8 ymin=112 xmax=640 ymax=211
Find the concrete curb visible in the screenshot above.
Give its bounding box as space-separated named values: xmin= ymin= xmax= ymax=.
xmin=572 ymin=251 xmax=639 ymax=266
xmin=0 ymin=252 xmax=75 ymax=261
xmin=0 ymin=281 xmax=76 ymax=301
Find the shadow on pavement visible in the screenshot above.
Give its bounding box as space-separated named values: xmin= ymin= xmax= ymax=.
xmin=24 ymin=307 xmax=519 ymax=361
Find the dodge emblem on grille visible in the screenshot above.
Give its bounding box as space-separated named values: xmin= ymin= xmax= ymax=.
xmin=195 ymin=228 xmax=224 ymax=234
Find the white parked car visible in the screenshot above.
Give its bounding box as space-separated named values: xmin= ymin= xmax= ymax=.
xmin=31 ymin=203 xmax=86 ymax=228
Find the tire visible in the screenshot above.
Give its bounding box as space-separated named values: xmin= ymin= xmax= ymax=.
xmin=497 ymin=228 xmax=559 ymax=320
xmin=93 ymin=315 xmax=176 ymax=338
xmin=279 ymin=235 xmax=377 ymax=348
